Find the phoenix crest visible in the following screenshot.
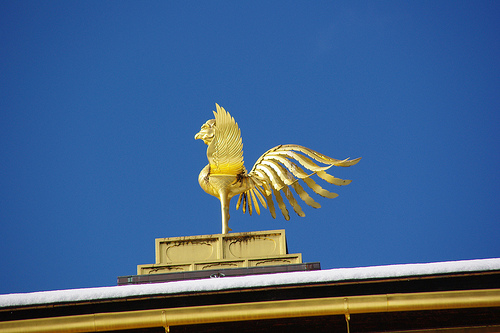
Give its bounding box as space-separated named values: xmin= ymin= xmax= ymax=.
xmin=195 ymin=104 xmax=361 ymax=234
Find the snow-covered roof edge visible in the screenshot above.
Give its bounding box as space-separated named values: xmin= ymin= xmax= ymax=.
xmin=2 ymin=258 xmax=499 ymax=308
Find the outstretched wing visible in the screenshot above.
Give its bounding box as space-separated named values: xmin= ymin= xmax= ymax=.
xmin=236 ymin=144 xmax=361 ymax=220
xmin=206 ymin=104 xmax=245 ymax=175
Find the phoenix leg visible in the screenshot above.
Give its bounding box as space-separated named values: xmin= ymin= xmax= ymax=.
xmin=219 ymin=190 xmax=231 ymax=234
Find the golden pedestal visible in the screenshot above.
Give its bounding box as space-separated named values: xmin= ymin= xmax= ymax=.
xmin=137 ymin=229 xmax=302 ymax=275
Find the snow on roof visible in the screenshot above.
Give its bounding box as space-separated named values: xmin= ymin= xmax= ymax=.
xmin=1 ymin=258 xmax=499 ymax=308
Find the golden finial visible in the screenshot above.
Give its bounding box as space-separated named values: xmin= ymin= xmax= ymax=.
xmin=195 ymin=104 xmax=361 ymax=234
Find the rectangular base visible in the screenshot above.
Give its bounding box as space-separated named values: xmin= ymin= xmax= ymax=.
xmin=119 ymin=262 xmax=320 ymax=285
xmin=137 ymin=253 xmax=302 ymax=275
xmin=137 ymin=229 xmax=302 ymax=275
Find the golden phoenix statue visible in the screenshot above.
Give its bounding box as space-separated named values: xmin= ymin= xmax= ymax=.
xmin=195 ymin=104 xmax=361 ymax=234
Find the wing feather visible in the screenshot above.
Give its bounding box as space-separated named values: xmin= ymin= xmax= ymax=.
xmin=302 ymin=178 xmax=339 ymax=199
xmin=207 ymin=104 xmax=245 ymax=175
xmin=253 ymin=186 xmax=267 ymax=208
xmin=260 ymin=184 xmax=276 ymax=218
xmin=247 ymin=188 xmax=253 ymax=215
xmin=247 ymin=145 xmax=356 ymax=218
xmin=258 ymin=164 xmax=287 ymax=191
xmin=236 ymin=144 xmax=359 ymax=220
xmin=260 ymin=160 xmax=295 ymax=186
xmin=236 ymin=193 xmax=244 ymax=211
xmin=273 ymin=187 xmax=290 ymax=220
xmin=264 ymin=185 xmax=276 ymax=218
xmin=291 ymin=182 xmax=321 ymax=209
xmin=254 ymin=170 xmax=271 ymax=192
xmin=249 ymin=188 xmax=260 ymax=215
xmin=316 ymin=170 xmax=352 ymax=186
xmin=264 ymin=155 xmax=311 ymax=179
xmin=282 ymin=185 xmax=305 ymax=217
xmin=242 ymin=192 xmax=248 ymax=213
xmin=270 ymin=144 xmax=361 ymax=167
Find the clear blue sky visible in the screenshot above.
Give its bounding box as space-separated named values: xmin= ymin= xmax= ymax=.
xmin=1 ymin=1 xmax=498 ymax=294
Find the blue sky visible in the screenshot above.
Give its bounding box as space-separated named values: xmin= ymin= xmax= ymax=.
xmin=1 ymin=1 xmax=498 ymax=294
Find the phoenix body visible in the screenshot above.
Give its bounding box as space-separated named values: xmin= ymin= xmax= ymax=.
xmin=195 ymin=104 xmax=361 ymax=234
